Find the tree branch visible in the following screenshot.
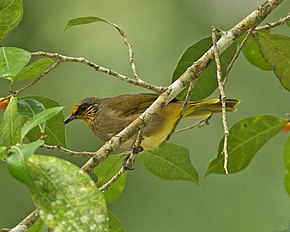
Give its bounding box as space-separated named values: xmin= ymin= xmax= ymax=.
xmin=212 ymin=27 xmax=230 ymax=174
xmin=31 ymin=52 xmax=166 ymax=93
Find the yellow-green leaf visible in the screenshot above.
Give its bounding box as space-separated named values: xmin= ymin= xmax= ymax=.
xmin=140 ymin=143 xmax=199 ymax=185
xmin=0 ymin=0 xmax=23 ymax=41
xmin=256 ymin=33 xmax=290 ymax=91
xmin=94 ymin=154 xmax=127 ymax=204
xmin=0 ymin=97 xmax=22 ymax=146
xmin=206 ymin=115 xmax=287 ymax=175
xmin=12 ymin=58 xmax=54 ymax=83
xmin=0 ymin=47 xmax=31 ymax=80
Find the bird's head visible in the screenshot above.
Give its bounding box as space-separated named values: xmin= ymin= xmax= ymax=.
xmin=64 ymin=97 xmax=99 ymax=125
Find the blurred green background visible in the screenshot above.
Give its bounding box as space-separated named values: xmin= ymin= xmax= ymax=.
xmin=1 ymin=0 xmax=290 ymax=231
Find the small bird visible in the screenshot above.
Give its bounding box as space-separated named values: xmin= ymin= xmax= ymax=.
xmin=64 ymin=93 xmax=240 ymax=151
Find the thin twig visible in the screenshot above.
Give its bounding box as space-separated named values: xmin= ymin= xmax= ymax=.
xmin=12 ymin=60 xmax=62 ymax=96
xmin=98 ymin=167 xmax=127 ymax=192
xmin=1 ymin=60 xmax=62 ymax=102
xmin=31 ymin=51 xmax=166 ymax=93
xmin=223 ymin=28 xmax=254 ymax=85
xmin=175 ymin=114 xmax=212 ymax=133
xmin=41 ymin=144 xmax=96 ymax=157
xmin=115 ymin=27 xmax=140 ymax=80
xmin=212 ymin=27 xmax=229 ymax=174
xmin=255 ymin=12 xmax=290 ymax=30
xmin=166 ymin=82 xmax=194 ymax=141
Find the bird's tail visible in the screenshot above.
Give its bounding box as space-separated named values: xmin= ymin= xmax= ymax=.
xmin=184 ymin=98 xmax=240 ymax=118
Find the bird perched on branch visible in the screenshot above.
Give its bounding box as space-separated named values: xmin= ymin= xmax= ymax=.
xmin=64 ymin=93 xmax=240 ymax=151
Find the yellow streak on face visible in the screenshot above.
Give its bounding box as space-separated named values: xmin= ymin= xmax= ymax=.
xmin=71 ymin=102 xmax=81 ymax=115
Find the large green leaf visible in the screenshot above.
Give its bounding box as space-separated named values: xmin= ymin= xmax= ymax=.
xmin=139 ymin=143 xmax=199 ymax=185
xmin=0 ymin=146 xmax=8 ymax=160
xmin=12 ymin=58 xmax=54 ymax=84
xmin=206 ymin=115 xmax=287 ymax=175
xmin=18 ymin=96 xmax=66 ymax=147
xmin=0 ymin=97 xmax=22 ymax=146
xmin=273 ymin=222 xmax=290 ymax=232
xmin=172 ymin=36 xmax=237 ymax=100
xmin=7 ymin=144 xmax=109 ymax=231
xmin=256 ymin=33 xmax=290 ymax=91
xmin=27 ymin=218 xmax=45 ymax=232
xmin=94 ymin=154 xmax=127 ymax=204
xmin=240 ymin=32 xmax=272 ymax=71
xmin=284 ymin=135 xmax=290 ymax=170
xmin=109 ymin=210 xmax=126 ymax=232
xmin=21 ymin=106 xmax=64 ymax=140
xmin=284 ymin=135 xmax=290 ymax=196
xmin=7 ymin=140 xmax=44 ymax=186
xmin=27 ymin=155 xmax=108 ymax=231
xmin=0 ymin=0 xmax=23 ymax=41
xmin=0 ymin=47 xmax=31 ymax=80
xmin=65 ymin=16 xmax=118 ymax=31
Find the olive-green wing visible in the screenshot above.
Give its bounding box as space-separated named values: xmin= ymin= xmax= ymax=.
xmin=103 ymin=93 xmax=159 ymax=116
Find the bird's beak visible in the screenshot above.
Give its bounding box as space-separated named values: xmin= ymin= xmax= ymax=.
xmin=64 ymin=114 xmax=76 ymax=124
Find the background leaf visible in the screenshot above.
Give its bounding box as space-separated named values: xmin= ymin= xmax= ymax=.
xmin=0 ymin=0 xmax=23 ymax=41
xmin=0 ymin=97 xmax=22 ymax=146
xmin=27 ymin=218 xmax=45 ymax=232
xmin=94 ymin=154 xmax=127 ymax=204
xmin=256 ymin=33 xmax=290 ymax=91
xmin=27 ymin=155 xmax=109 ymax=231
xmin=284 ymin=135 xmax=290 ymax=170
xmin=65 ymin=16 xmax=119 ymax=31
xmin=109 ymin=210 xmax=126 ymax=232
xmin=0 ymin=47 xmax=31 ymax=80
xmin=12 ymin=58 xmax=54 ymax=84
xmin=18 ymin=96 xmax=66 ymax=147
xmin=172 ymin=36 xmax=237 ymax=100
xmin=21 ymin=106 xmax=64 ymax=140
xmin=6 ymin=140 xmax=44 ymax=186
xmin=139 ymin=143 xmax=199 ymax=185
xmin=206 ymin=115 xmax=287 ymax=175
xmin=240 ymin=31 xmax=272 ymax=71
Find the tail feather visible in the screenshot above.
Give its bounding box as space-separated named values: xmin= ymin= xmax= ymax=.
xmin=185 ymin=98 xmax=240 ymax=118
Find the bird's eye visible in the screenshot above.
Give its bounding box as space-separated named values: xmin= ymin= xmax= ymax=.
xmin=78 ymin=104 xmax=88 ymax=113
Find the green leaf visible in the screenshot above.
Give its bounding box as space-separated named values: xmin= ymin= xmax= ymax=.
xmin=12 ymin=58 xmax=54 ymax=84
xmin=0 ymin=0 xmax=23 ymax=41
xmin=206 ymin=115 xmax=287 ymax=175
xmin=139 ymin=143 xmax=199 ymax=185
xmin=0 ymin=146 xmax=8 ymax=160
xmin=6 ymin=140 xmax=44 ymax=186
xmin=240 ymin=32 xmax=272 ymax=71
xmin=0 ymin=97 xmax=22 ymax=146
xmin=0 ymin=47 xmax=31 ymax=80
xmin=285 ymin=171 xmax=290 ymax=197
xmin=65 ymin=16 xmax=119 ymax=32
xmin=21 ymin=106 xmax=64 ymax=140
xmin=94 ymin=154 xmax=127 ymax=204
xmin=18 ymin=97 xmax=66 ymax=147
xmin=27 ymin=155 xmax=109 ymax=231
xmin=273 ymin=222 xmax=290 ymax=232
xmin=287 ymin=21 xmax=290 ymax=28
xmin=27 ymin=218 xmax=45 ymax=232
xmin=256 ymin=33 xmax=290 ymax=91
xmin=109 ymin=210 xmax=126 ymax=232
xmin=284 ymin=135 xmax=290 ymax=170
xmin=172 ymin=36 xmax=237 ymax=100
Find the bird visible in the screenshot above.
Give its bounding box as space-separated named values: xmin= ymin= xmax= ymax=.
xmin=64 ymin=93 xmax=240 ymax=151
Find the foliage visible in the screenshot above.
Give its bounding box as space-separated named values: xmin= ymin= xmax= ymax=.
xmin=0 ymin=1 xmax=290 ymax=232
